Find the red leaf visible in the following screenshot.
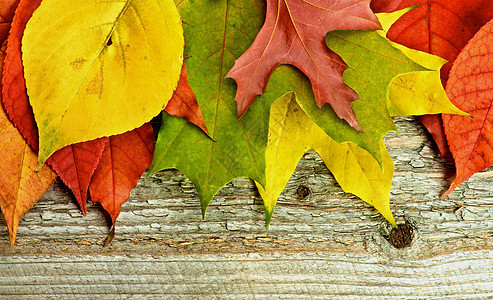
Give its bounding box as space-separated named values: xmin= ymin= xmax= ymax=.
xmin=441 ymin=20 xmax=493 ymax=197
xmin=371 ymin=0 xmax=493 ymax=155
xmin=89 ymin=124 xmax=155 ymax=226
xmin=1 ymin=0 xmax=107 ymax=214
xmin=46 ymin=139 xmax=108 ymax=214
xmin=2 ymin=0 xmax=40 ymax=151
xmin=165 ymin=61 xmax=208 ymax=134
xmin=418 ymin=114 xmax=448 ymax=157
xmin=226 ymin=0 xmax=381 ymax=129
xmin=0 ymin=0 xmax=20 ymax=43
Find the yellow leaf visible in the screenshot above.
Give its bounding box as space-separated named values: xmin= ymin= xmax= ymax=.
xmin=257 ymin=94 xmax=395 ymax=228
xmin=376 ymin=11 xmax=468 ymax=117
xmin=22 ymin=0 xmax=184 ymax=164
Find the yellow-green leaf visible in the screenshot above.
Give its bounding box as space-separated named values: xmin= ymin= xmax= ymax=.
xmin=22 ymin=0 xmax=184 ymax=164
xmin=376 ymin=11 xmax=467 ymax=117
xmin=257 ymin=94 xmax=395 ymax=228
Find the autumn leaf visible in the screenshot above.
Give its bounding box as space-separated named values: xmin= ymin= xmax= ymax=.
xmin=1 ymin=0 xmax=111 ymax=214
xmin=371 ymin=0 xmax=493 ymax=156
xmin=226 ymin=0 xmax=381 ymax=130
xmin=2 ymin=0 xmax=41 ymax=152
xmin=0 ymin=42 xmax=56 ymax=247
xmin=0 ymin=0 xmax=19 ymax=42
xmin=299 ymin=24 xmax=428 ymax=164
xmin=89 ymin=124 xmax=154 ymax=233
xmin=164 ymin=61 xmax=208 ymax=134
xmin=149 ymin=0 xmax=300 ymax=213
xmin=441 ymin=20 xmax=493 ymax=197
xmin=257 ymin=93 xmax=395 ymax=227
xmin=376 ymin=10 xmax=466 ymax=117
xmin=21 ymin=0 xmax=184 ymax=164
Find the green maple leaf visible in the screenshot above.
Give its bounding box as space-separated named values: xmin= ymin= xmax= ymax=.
xmin=149 ymin=0 xmax=272 ymax=214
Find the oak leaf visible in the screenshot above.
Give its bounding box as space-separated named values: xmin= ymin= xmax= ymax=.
xmin=226 ymin=0 xmax=381 ymax=130
xmin=441 ymin=20 xmax=493 ymax=197
xmin=257 ymin=93 xmax=395 ymax=227
xmin=0 ymin=42 xmax=56 ymax=247
xmin=21 ymin=0 xmax=184 ymax=164
xmin=371 ymin=0 xmax=493 ymax=156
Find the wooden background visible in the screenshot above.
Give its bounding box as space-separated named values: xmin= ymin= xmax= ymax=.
xmin=0 ymin=117 xmax=492 ymax=299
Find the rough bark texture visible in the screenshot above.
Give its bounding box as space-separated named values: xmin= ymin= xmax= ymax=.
xmin=0 ymin=117 xmax=492 ymax=298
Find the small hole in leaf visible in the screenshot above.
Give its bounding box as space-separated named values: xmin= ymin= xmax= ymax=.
xmin=107 ymin=37 xmax=113 ymax=46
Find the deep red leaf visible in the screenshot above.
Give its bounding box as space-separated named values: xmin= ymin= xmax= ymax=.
xmin=46 ymin=139 xmax=108 ymax=214
xmin=89 ymin=124 xmax=155 ymax=226
xmin=1 ymin=0 xmax=107 ymax=214
xmin=441 ymin=20 xmax=493 ymax=197
xmin=2 ymin=0 xmax=40 ymax=151
xmin=371 ymin=0 xmax=493 ymax=155
xmin=165 ymin=61 xmax=208 ymax=134
xmin=226 ymin=0 xmax=381 ymax=129
xmin=418 ymin=114 xmax=448 ymax=157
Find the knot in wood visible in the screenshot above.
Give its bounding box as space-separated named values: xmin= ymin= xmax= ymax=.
xmin=389 ymin=223 xmax=414 ymax=249
xmin=296 ymin=185 xmax=310 ymax=199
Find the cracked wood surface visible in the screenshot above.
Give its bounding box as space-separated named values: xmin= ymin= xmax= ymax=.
xmin=0 ymin=117 xmax=492 ymax=299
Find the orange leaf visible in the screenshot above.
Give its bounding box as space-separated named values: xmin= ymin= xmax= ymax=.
xmin=0 ymin=42 xmax=56 ymax=246
xmin=165 ymin=61 xmax=208 ymax=134
xmin=442 ymin=19 xmax=493 ymax=197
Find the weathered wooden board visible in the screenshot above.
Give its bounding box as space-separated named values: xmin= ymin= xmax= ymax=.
xmin=0 ymin=117 xmax=492 ymax=298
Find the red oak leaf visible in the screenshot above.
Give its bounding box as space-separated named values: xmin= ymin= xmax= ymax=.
xmin=165 ymin=61 xmax=208 ymax=134
xmin=226 ymin=0 xmax=381 ymax=129
xmin=89 ymin=123 xmax=154 ymax=231
xmin=441 ymin=20 xmax=493 ymax=197
xmin=1 ymin=0 xmax=108 ymax=214
xmin=371 ymin=0 xmax=493 ymax=156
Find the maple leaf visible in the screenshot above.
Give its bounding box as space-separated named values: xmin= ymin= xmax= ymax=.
xmin=0 ymin=42 xmax=56 ymax=247
xmin=149 ymin=0 xmax=288 ymax=213
xmin=441 ymin=19 xmax=493 ymax=197
xmin=257 ymin=93 xmax=395 ymax=227
xmin=371 ymin=0 xmax=493 ymax=156
xmin=21 ymin=0 xmax=184 ymax=164
xmin=90 ymin=123 xmax=154 ymax=244
xmin=226 ymin=0 xmax=381 ymax=130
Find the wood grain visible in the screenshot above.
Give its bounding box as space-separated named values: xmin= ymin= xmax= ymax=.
xmin=0 ymin=117 xmax=492 ymax=298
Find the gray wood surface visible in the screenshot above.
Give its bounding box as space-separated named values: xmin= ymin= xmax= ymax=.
xmin=0 ymin=117 xmax=492 ymax=299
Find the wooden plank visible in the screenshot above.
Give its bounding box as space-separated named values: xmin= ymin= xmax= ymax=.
xmin=1 ymin=252 xmax=493 ymax=299
xmin=0 ymin=117 xmax=492 ymax=298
